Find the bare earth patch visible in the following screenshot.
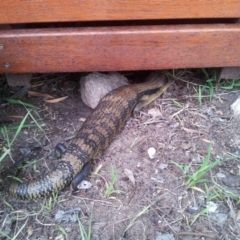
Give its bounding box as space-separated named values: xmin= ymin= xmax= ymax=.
xmin=0 ymin=71 xmax=240 ymax=240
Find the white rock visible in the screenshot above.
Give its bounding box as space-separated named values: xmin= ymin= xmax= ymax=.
xmin=231 ymin=97 xmax=240 ymax=116
xmin=236 ymin=210 xmax=240 ymax=221
xmin=148 ymin=147 xmax=156 ymax=159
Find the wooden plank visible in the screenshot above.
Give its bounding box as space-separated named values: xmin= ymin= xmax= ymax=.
xmin=0 ymin=0 xmax=240 ymax=24
xmin=1 ymin=24 xmax=240 ymax=73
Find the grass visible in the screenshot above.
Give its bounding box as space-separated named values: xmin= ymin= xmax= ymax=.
xmin=76 ymin=206 xmax=93 ymax=240
xmin=171 ymin=68 xmax=240 ymax=106
xmin=39 ymin=193 xmax=67 ymax=214
xmin=124 ymin=203 xmax=153 ymax=233
xmin=186 ymin=145 xmax=220 ymax=187
xmin=193 ymin=68 xmax=217 ymax=106
xmin=4 ymin=200 xmax=15 ymax=211
xmin=3 ymin=98 xmax=38 ymax=109
xmin=104 ymin=165 xmax=123 ymax=198
xmin=172 ymin=145 xmax=220 ymax=188
xmin=170 ymin=69 xmax=240 ymax=228
xmin=0 ymin=101 xmax=48 ymax=239
xmin=193 ymin=68 xmax=240 ymax=106
xmin=172 ymin=99 xmax=183 ymax=108
xmin=40 ymin=193 xmax=60 ymax=213
xmin=219 ymin=76 xmax=240 ymax=90
xmin=191 ymin=207 xmax=209 ymax=225
xmin=171 ymin=161 xmax=190 ymax=178
xmin=56 ymin=225 xmax=68 ymax=238
xmin=0 ymin=209 xmax=30 ymax=240
xmin=173 ymin=144 xmax=240 ymax=225
xmin=0 ymin=229 xmax=10 ymax=239
xmin=0 ymin=148 xmax=10 ymax=164
xmin=173 ymin=144 xmax=238 ymax=198
xmin=20 ymin=159 xmax=40 ymax=172
xmin=1 ymin=111 xmax=31 ymax=148
xmin=0 ymin=106 xmax=45 ymax=165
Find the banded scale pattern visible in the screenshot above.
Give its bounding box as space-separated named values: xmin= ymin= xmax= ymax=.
xmin=1 ymin=72 xmax=169 ymax=199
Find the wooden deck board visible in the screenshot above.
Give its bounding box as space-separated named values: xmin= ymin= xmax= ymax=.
xmin=1 ymin=24 xmax=240 ymax=73
xmin=1 ymin=0 xmax=240 ymax=24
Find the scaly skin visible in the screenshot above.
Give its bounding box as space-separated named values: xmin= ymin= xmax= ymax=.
xmin=2 ymin=72 xmax=169 ymax=200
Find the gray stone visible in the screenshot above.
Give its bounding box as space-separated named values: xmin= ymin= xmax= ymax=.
xmin=54 ymin=208 xmax=81 ymax=223
xmin=155 ymin=232 xmax=174 ymax=240
xmin=5 ymin=73 xmax=33 ymax=99
xmin=219 ymin=67 xmax=240 ymax=80
xmin=5 ymin=73 xmax=32 ymax=87
xmin=80 ymin=72 xmax=128 ymax=109
xmin=210 ymin=212 xmax=228 ymax=226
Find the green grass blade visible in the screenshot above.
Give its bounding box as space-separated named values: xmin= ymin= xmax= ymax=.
xmin=172 ymin=99 xmax=183 ymax=108
xmin=76 ymin=213 xmax=88 ymax=240
xmin=0 ymin=148 xmax=10 ymax=163
xmin=3 ymin=98 xmax=38 ymax=109
xmin=0 ymin=124 xmax=46 ymax=131
xmin=26 ymin=110 xmax=44 ymax=132
xmin=201 ymin=68 xmax=209 ymax=79
xmin=0 ymin=230 xmax=11 ymax=239
xmin=10 ymin=111 xmax=30 ymax=146
xmin=124 ymin=204 xmax=153 ymax=232
xmin=87 ymin=207 xmax=93 ymax=240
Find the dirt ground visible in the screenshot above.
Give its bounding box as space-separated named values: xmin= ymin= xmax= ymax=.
xmin=0 ymin=70 xmax=240 ymax=240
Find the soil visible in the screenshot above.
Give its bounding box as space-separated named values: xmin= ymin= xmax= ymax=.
xmin=0 ymin=70 xmax=240 ymax=240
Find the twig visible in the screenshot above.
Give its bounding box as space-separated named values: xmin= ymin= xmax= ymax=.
xmin=176 ymin=231 xmax=217 ymax=239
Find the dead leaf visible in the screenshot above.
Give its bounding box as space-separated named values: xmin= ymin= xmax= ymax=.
xmin=31 ymin=83 xmax=45 ymax=88
xmin=124 ymin=168 xmax=135 ymax=186
xmin=28 ymin=90 xmax=54 ymax=99
xmin=190 ymin=186 xmax=206 ymax=194
xmin=200 ymin=138 xmax=212 ymax=144
xmin=44 ymin=96 xmax=68 ymax=103
xmin=215 ymin=110 xmax=223 ymax=115
xmin=236 ymin=210 xmax=240 ymax=221
xmin=93 ymin=164 xmax=102 ymax=175
xmin=27 ymin=225 xmax=33 ymax=237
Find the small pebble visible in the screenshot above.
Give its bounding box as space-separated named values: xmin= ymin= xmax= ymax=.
xmin=186 ymin=206 xmax=199 ymax=214
xmin=159 ymin=163 xmax=168 ymax=170
xmin=148 ymin=147 xmax=156 ymax=159
xmin=216 ymin=172 xmax=226 ymax=179
xmin=206 ymin=201 xmax=218 ymax=213
xmin=148 ymin=108 xmax=161 ymax=117
xmin=77 ymin=180 xmax=92 ymax=190
xmin=155 ymin=232 xmax=174 ymax=240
